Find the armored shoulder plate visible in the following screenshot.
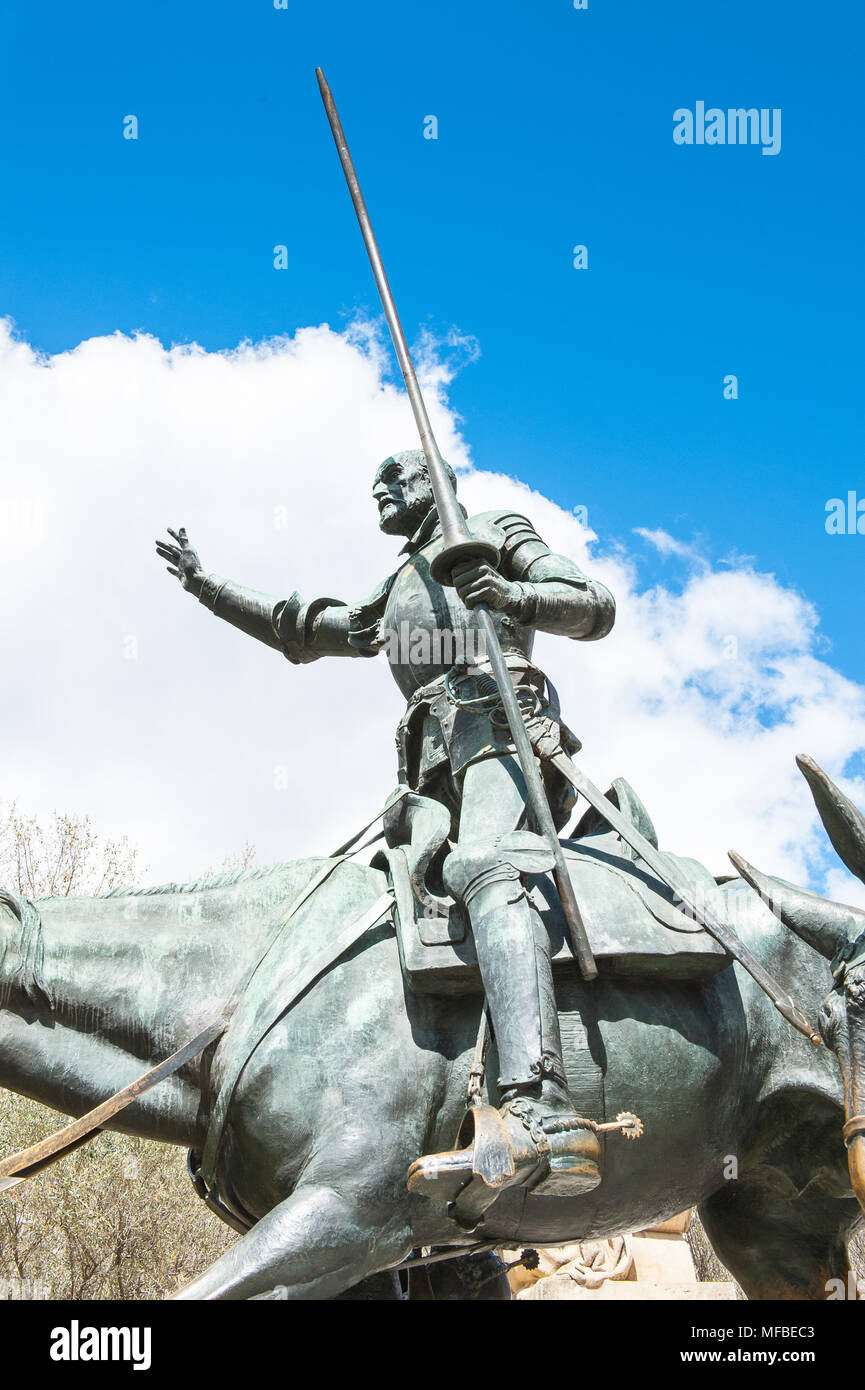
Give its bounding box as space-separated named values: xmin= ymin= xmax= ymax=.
xmin=466 ymin=509 xmax=588 ymax=587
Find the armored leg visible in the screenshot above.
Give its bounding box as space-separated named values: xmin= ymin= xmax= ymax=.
xmin=448 ymin=856 xmax=558 ymax=1092
xmin=407 ymin=755 xmax=601 ymax=1203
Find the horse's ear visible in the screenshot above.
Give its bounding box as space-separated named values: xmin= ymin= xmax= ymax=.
xmin=728 ymin=850 xmax=864 ymax=962
xmin=797 ymin=753 xmax=865 ymax=887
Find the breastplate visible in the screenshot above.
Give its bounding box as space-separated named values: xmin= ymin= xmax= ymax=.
xmin=382 ymin=534 xmax=534 ymax=699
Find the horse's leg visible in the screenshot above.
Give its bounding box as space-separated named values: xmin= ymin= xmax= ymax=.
xmin=333 ymin=1271 xmax=403 ymax=1301
xmin=172 ymin=1182 xmax=411 ymax=1301
xmin=698 ymin=1177 xmax=858 ymax=1300
xmin=416 ymin=1250 xmax=512 ymax=1300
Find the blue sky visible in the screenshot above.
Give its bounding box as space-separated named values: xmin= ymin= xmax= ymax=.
xmin=0 ymin=0 xmax=862 ymax=680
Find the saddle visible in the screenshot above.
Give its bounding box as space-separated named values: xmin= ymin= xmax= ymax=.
xmin=376 ymin=778 xmax=732 ymax=997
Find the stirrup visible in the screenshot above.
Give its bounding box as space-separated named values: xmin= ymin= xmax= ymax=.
xmin=406 ymin=1104 xmax=521 ymax=1204
xmin=406 ymin=1100 xmax=603 ymax=1208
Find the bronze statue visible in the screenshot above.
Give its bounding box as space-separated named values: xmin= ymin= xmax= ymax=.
xmin=155 ymin=447 xmax=616 ymax=1200
xmin=2 ymin=70 xmax=862 ymax=1302
xmin=151 ymin=65 xmax=819 ymax=1219
xmin=1 ymin=753 xmax=864 ymax=1299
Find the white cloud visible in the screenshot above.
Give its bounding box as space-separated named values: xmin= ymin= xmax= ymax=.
xmin=1 ymin=316 xmax=864 ymax=911
xmin=633 ymin=526 xmax=706 ymax=566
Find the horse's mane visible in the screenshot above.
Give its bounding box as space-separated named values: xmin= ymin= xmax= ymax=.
xmin=95 ymin=861 xmax=294 ymax=899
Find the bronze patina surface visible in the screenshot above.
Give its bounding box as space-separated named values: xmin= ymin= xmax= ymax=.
xmin=0 ymin=73 xmax=862 ymax=1303
xmin=0 ymin=756 xmax=863 ymax=1298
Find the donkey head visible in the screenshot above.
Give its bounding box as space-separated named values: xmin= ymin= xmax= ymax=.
xmin=730 ymin=754 xmax=865 ymax=1213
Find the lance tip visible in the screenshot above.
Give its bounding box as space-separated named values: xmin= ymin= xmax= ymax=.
xmin=315 ymin=68 xmax=335 ymax=110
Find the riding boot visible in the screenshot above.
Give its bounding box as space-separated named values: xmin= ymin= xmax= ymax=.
xmin=406 ymin=842 xmax=601 ymax=1204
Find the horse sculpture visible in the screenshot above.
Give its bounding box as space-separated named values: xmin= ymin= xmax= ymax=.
xmin=1 ymin=752 xmax=863 ymax=1301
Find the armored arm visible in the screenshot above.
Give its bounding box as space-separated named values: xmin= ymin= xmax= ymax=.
xmin=197 ymin=576 xmax=378 ymax=664
xmin=507 ymin=556 xmax=615 ymax=642
xmin=493 ymin=513 xmax=615 ymax=641
xmin=155 ymin=525 xmax=379 ymax=663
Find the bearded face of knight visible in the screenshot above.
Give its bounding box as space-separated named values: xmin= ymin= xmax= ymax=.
xmin=372 ymin=453 xmax=435 ymax=538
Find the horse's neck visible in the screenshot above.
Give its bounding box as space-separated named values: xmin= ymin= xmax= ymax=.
xmin=0 ymin=999 xmax=203 ymax=1145
xmin=31 ymin=889 xmax=271 ymax=1046
xmin=0 ymin=876 xmax=285 ymax=1144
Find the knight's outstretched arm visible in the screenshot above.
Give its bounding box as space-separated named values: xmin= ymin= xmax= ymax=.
xmin=200 ymin=572 xmax=375 ymax=664
xmin=455 ymin=512 xmax=615 ymax=641
xmin=154 ymin=526 xmax=376 ymax=664
xmin=197 ymin=576 xmax=371 ymax=665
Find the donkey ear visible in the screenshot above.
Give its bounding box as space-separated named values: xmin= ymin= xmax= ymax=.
xmin=728 ymin=850 xmax=863 ymax=962
xmin=797 ymin=753 xmax=865 ymax=887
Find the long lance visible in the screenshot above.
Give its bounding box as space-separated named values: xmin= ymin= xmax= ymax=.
xmin=314 ymin=70 xmax=820 ymax=1043
xmin=316 ymin=67 xmax=598 ymax=981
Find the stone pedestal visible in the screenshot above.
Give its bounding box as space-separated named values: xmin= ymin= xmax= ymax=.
xmin=505 ymin=1210 xmax=738 ymax=1301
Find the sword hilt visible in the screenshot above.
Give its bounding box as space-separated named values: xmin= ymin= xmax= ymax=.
xmin=430 ymin=533 xmax=500 ymax=587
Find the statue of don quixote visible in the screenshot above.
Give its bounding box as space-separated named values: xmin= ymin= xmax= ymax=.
xmin=1 ymin=70 xmax=864 ymax=1301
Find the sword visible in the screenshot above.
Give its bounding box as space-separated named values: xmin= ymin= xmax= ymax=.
xmin=316 ymin=67 xmax=598 ymax=981
xmin=548 ymin=749 xmax=821 ymax=1045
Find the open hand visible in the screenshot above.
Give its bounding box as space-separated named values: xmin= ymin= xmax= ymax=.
xmin=155 ymin=527 xmax=204 ymax=594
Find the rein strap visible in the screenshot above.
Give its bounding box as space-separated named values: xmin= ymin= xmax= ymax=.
xmin=0 ymin=793 xmax=408 ymax=1195
xmin=0 ymin=1012 xmax=231 ymax=1192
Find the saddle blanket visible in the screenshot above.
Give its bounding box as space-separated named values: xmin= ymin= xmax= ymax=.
xmin=392 ymin=829 xmax=732 ymax=995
